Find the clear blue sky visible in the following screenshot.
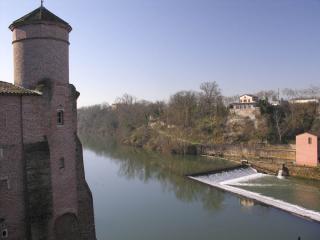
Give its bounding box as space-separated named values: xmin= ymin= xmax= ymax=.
xmin=1 ymin=0 xmax=319 ymax=106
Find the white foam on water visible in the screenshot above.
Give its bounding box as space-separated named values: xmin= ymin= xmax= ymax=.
xmin=220 ymin=172 xmax=265 ymax=185
xmin=189 ymin=167 xmax=320 ymax=223
xmin=229 ymin=183 xmax=275 ymax=187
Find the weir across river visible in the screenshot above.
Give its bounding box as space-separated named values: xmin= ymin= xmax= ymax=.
xmin=189 ymin=166 xmax=320 ymax=223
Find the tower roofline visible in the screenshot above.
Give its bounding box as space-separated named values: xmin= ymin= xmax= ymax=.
xmin=9 ymin=6 xmax=72 ymax=32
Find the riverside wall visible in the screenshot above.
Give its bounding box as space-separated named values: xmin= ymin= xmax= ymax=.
xmin=198 ymin=144 xmax=296 ymax=162
xmin=197 ymin=143 xmax=320 ymax=180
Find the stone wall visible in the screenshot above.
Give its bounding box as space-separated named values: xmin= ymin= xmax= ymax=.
xmin=199 ymin=143 xmax=296 ymax=162
xmin=287 ymin=165 xmax=320 ymax=180
xmin=0 ymin=96 xmax=27 ymax=239
xmin=24 ymin=141 xmax=53 ymax=240
xmin=75 ymin=135 xmax=96 ymax=240
xmin=251 ymin=161 xmax=320 ymax=181
xmin=22 ymin=95 xmax=46 ymax=144
xmin=199 ymin=143 xmax=320 ymax=180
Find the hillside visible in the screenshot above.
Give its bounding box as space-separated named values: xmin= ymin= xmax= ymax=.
xmin=78 ymin=83 xmax=320 ymax=154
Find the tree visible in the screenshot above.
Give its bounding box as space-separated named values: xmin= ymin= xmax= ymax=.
xmin=168 ymin=91 xmax=198 ymax=128
xmin=272 ymin=106 xmax=288 ymax=143
xmin=115 ymin=93 xmax=137 ymax=105
xmin=255 ymin=90 xmax=278 ymax=101
xmin=282 ymin=88 xmax=298 ymax=100
xmin=199 ymin=81 xmax=222 ymax=117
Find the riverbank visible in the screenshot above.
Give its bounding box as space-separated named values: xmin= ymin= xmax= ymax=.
xmin=81 ymin=132 xmax=320 ymax=180
xmin=202 ymin=154 xmax=320 ymax=181
xmin=127 ymin=133 xmax=320 ymax=181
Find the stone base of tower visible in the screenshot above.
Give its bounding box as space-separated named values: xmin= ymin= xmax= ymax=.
xmin=75 ymin=135 xmax=97 ymax=240
xmin=24 ymin=141 xmax=53 ymax=240
xmin=23 ymin=138 xmax=96 ymax=240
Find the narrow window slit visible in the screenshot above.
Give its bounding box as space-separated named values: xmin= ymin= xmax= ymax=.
xmin=57 ymin=110 xmax=64 ymax=125
xmin=59 ymin=158 xmax=65 ymax=170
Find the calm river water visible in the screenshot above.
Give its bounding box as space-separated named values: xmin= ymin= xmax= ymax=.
xmin=82 ymin=138 xmax=320 ymax=240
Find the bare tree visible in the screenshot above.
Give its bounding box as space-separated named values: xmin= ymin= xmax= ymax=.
xmin=115 ymin=93 xmax=137 ymax=105
xmin=303 ymin=85 xmax=320 ymax=98
xmin=272 ymin=104 xmax=293 ymax=143
xmin=255 ymin=90 xmax=278 ymax=101
xmin=199 ymin=81 xmax=222 ymax=117
xmin=282 ymin=85 xmax=320 ymax=100
xmin=282 ymin=88 xmax=298 ymax=100
xmin=168 ymin=91 xmax=197 ymax=128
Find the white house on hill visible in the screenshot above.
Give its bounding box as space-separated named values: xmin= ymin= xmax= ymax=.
xmin=239 ymin=94 xmax=259 ymax=104
xmin=230 ymin=94 xmax=259 ymax=111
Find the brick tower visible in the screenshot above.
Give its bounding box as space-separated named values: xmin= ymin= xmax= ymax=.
xmin=0 ymin=5 xmax=96 ymax=240
xmin=10 ymin=5 xmax=71 ymax=89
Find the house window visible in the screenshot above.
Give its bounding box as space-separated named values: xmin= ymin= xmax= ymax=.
xmin=57 ymin=110 xmax=64 ymax=125
xmin=59 ymin=158 xmax=65 ymax=170
xmin=308 ymin=137 xmax=312 ymax=144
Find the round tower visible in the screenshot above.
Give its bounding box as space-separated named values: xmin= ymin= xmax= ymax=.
xmin=9 ymin=6 xmax=72 ymax=89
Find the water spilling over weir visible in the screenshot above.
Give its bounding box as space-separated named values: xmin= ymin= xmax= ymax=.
xmin=189 ymin=166 xmax=320 ymax=223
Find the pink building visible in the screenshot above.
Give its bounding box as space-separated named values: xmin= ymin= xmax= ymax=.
xmin=0 ymin=4 xmax=96 ymax=240
xmin=296 ymin=132 xmax=320 ymax=167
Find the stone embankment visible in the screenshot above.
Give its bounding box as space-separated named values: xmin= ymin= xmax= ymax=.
xmin=250 ymin=161 xmax=320 ymax=181
xmin=198 ymin=143 xmax=320 ymax=181
xmin=125 ymin=127 xmax=320 ymax=180
xmin=198 ymin=143 xmax=296 ymax=161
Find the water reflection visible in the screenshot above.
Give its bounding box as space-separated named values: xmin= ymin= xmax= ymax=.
xmin=239 ymin=198 xmax=255 ymax=207
xmin=81 ymin=136 xmax=236 ymax=211
xmin=82 ymin=136 xmax=320 ymax=240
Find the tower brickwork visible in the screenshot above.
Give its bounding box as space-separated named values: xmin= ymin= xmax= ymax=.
xmin=10 ymin=7 xmax=71 ymax=89
xmin=0 ymin=5 xmax=96 ymax=240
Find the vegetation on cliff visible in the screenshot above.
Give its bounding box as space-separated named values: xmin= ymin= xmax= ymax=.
xmin=78 ymin=82 xmax=320 ymax=153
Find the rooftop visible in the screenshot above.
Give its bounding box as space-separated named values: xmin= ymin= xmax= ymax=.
xmin=240 ymin=94 xmax=258 ymax=98
xmin=297 ymin=132 xmax=320 ymax=137
xmin=9 ymin=6 xmax=72 ymax=32
xmin=0 ymin=81 xmax=41 ymax=96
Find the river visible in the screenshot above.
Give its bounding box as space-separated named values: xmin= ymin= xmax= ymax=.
xmin=82 ymin=138 xmax=320 ymax=240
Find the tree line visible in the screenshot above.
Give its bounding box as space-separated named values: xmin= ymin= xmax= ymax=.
xmin=78 ymin=83 xmax=320 ymax=146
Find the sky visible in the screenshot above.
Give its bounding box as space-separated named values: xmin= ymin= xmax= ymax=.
xmin=0 ymin=0 xmax=319 ymax=106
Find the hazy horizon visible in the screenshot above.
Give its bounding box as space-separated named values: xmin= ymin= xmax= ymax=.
xmin=1 ymin=0 xmax=319 ymax=107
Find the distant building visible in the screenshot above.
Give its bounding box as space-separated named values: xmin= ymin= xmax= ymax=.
xmin=229 ymin=94 xmax=260 ymax=119
xmin=239 ymin=94 xmax=258 ymax=104
xmin=289 ymin=98 xmax=319 ymax=104
xmin=0 ymin=5 xmax=96 ymax=239
xmin=269 ymin=100 xmax=280 ymax=106
xmin=230 ymin=94 xmax=259 ymax=110
xmin=111 ymin=103 xmax=119 ymax=110
xmin=296 ymin=133 xmax=320 ymax=167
